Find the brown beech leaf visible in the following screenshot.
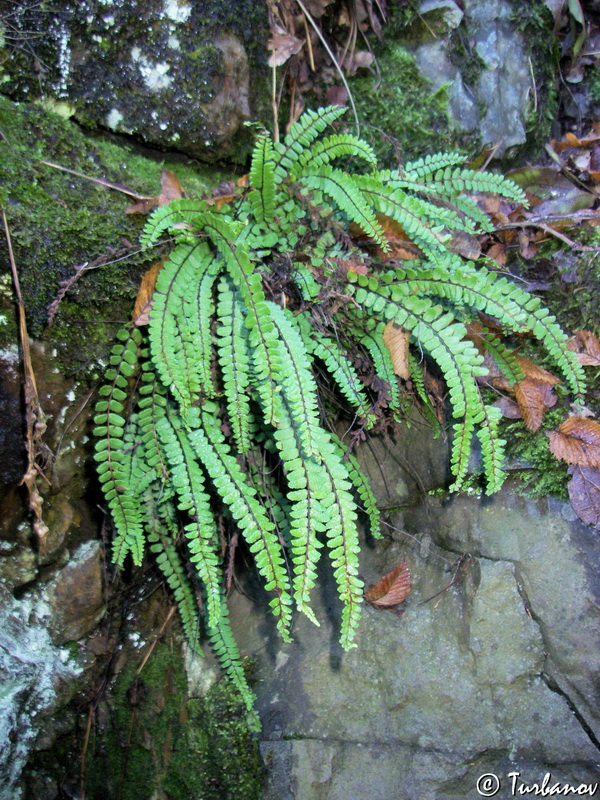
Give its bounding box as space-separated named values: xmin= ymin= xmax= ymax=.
xmin=568 ymin=465 xmax=600 ymax=529
xmin=365 ymin=562 xmax=411 ymax=608
xmin=548 ymin=416 xmax=600 ymax=467
xmin=383 ymin=321 xmax=410 ymax=380
xmin=514 ymin=378 xmax=558 ymax=431
xmin=566 ymin=329 xmax=600 ymax=366
xmin=133 ymin=259 xmax=165 ymax=326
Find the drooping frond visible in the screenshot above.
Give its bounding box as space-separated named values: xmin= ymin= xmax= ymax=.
xmin=216 ymin=276 xmax=253 ymax=453
xmin=297 ymin=315 xmax=374 ymax=425
xmin=147 ymin=241 xmax=214 ymax=409
xmin=187 ymin=406 xmax=293 ymax=640
xmin=94 ymin=326 xmax=145 ymax=566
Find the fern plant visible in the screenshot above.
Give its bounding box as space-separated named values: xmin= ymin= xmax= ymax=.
xmin=94 ymin=106 xmax=585 ymax=725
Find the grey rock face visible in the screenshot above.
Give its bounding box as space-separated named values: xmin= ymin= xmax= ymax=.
xmin=1 ymin=0 xmax=265 ymax=162
xmin=0 ymin=585 xmax=81 ymax=800
xmin=411 ymin=0 xmax=538 ymax=156
xmin=228 ymin=431 xmax=600 ymax=799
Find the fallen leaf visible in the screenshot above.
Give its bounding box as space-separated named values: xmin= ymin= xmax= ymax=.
xmin=566 ymin=329 xmax=600 ymax=365
xmin=126 ymin=169 xmax=184 ymax=215
xmin=157 ymin=169 xmax=184 ymax=206
xmin=493 ymin=396 xmax=523 ymax=418
xmin=514 ymin=378 xmax=558 ymax=431
xmin=383 ymin=321 xmax=410 ymax=380
xmin=133 ymin=260 xmax=165 ymax=326
xmin=548 ymin=415 xmax=600 ymax=467
xmin=365 ymin=561 xmax=411 ymax=607
xmin=568 ymin=465 xmax=600 ymax=528
xmin=268 ymin=27 xmax=305 ymax=67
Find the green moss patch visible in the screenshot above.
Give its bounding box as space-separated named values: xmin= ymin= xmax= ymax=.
xmin=83 ymin=639 xmax=262 ymax=800
xmin=0 ymin=98 xmax=223 ymax=375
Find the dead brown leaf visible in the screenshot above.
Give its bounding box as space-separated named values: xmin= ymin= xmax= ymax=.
xmin=566 ymin=329 xmax=600 ymax=366
xmin=126 ymin=169 xmax=185 ymax=215
xmin=365 ymin=561 xmax=411 ymax=608
xmin=567 ymin=465 xmax=600 ymax=528
xmin=133 ymin=260 xmax=165 ymax=326
xmin=549 ymin=415 xmax=600 ymax=467
xmin=383 ymin=321 xmax=410 ymax=380
xmin=268 ymin=26 xmax=305 ymax=67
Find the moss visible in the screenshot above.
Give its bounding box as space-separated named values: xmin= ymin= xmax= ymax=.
xmin=351 ymin=44 xmax=457 ymax=164
xmin=501 ymin=408 xmax=570 ymax=501
xmin=83 ymin=639 xmax=262 ymax=800
xmin=0 ymin=97 xmax=223 ymax=376
xmin=506 ymin=0 xmax=560 ymax=159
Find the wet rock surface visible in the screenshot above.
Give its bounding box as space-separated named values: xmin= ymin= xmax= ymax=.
xmin=226 ymin=433 xmax=600 ymax=799
xmin=1 ymin=0 xmax=267 ymax=163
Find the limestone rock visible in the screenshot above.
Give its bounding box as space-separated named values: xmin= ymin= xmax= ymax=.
xmin=1 ymin=0 xmax=267 ymax=162
xmin=40 ymin=540 xmax=105 ymax=644
xmin=226 ymin=445 xmax=600 ymax=798
xmin=0 ymin=584 xmax=81 ymax=800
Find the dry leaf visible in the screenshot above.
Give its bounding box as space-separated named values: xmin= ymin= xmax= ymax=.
xmin=157 ymin=169 xmax=184 ymax=206
xmin=548 ymin=415 xmax=600 ymax=467
xmin=126 ymin=169 xmax=184 ymax=215
xmin=365 ymin=561 xmax=411 ymax=608
xmin=267 ymin=27 xmax=305 ymax=67
xmin=514 ymin=378 xmax=558 ymax=431
xmin=133 ymin=260 xmax=165 ymax=326
xmin=568 ymin=465 xmax=600 ymax=528
xmin=383 ymin=321 xmax=410 ymax=380
xmin=566 ymin=329 xmax=600 ymax=366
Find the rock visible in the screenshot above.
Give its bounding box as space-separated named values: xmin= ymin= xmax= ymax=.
xmin=0 ymin=584 xmax=81 ymax=800
xmin=1 ymin=0 xmax=267 ymax=162
xmin=387 ymin=0 xmax=547 ymax=158
xmin=40 ymin=540 xmax=105 ymax=644
xmin=226 ymin=452 xmax=600 ymax=798
xmin=405 ymin=487 xmax=600 ymax=742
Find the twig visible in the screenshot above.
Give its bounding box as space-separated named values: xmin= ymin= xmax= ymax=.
xmin=272 ymin=65 xmax=280 ymax=143
xmin=294 ymin=0 xmax=360 ymax=135
xmin=2 ymin=206 xmax=49 ymax=549
xmin=134 ymin=605 xmax=176 ymax=676
xmin=38 ymin=159 xmax=154 ymax=201
xmin=496 ymin=218 xmax=600 ymax=251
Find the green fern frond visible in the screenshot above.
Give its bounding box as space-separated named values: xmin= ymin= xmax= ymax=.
xmin=217 ymin=277 xmax=253 ymax=453
xmin=292 ymin=134 xmax=377 ymax=179
xmin=301 ymin=167 xmax=388 ymax=251
xmin=297 ymin=315 xmax=373 ymax=424
xmin=403 ymin=151 xmax=467 ymax=181
xmin=188 ymin=407 xmax=293 ymax=640
xmin=249 ymin=133 xmax=276 ymax=223
xmin=148 ymin=241 xmax=214 ymax=409
xmin=273 ymin=105 xmax=348 ymax=183
xmin=140 ymin=198 xmax=208 ymax=248
xmin=94 ymin=326 xmax=145 ymax=566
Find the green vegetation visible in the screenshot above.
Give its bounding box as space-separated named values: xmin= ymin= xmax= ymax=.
xmin=95 ymin=105 xmax=585 ymax=722
xmin=353 ymin=45 xmax=455 ymax=163
xmin=83 ymin=639 xmax=261 ymax=800
xmin=0 ymin=98 xmax=222 ymax=373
